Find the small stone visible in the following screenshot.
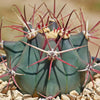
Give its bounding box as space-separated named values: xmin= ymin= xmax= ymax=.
xmin=0 ymin=93 xmax=6 ymax=97
xmin=1 ymin=87 xmax=9 ymax=94
xmin=76 ymin=95 xmax=82 ymax=100
xmin=0 ymin=79 xmax=3 ymax=84
xmin=61 ymin=94 xmax=70 ymax=100
xmin=67 ymin=94 xmax=75 ymax=100
xmin=80 ymin=95 xmax=87 ymax=100
xmin=24 ymin=94 xmax=38 ymax=100
xmin=1 ymin=82 xmax=15 ymax=94
xmin=81 ymin=98 xmax=86 ymax=100
xmin=83 ymin=88 xmax=92 ymax=95
xmin=55 ymin=96 xmax=60 ymax=100
xmin=23 ymin=94 xmax=33 ymax=99
xmin=93 ymin=94 xmax=100 ymax=100
xmin=24 ymin=94 xmax=32 ymax=97
xmin=12 ymin=90 xmax=23 ymax=99
xmin=1 ymin=81 xmax=8 ymax=87
xmin=33 ymin=97 xmax=39 ymax=100
xmin=94 ymin=74 xmax=100 ymax=79
xmin=24 ymin=97 xmax=38 ymax=100
xmin=95 ymin=78 xmax=100 ymax=87
xmin=95 ymin=87 xmax=100 ymax=95
xmin=70 ymin=90 xmax=79 ymax=97
xmin=85 ymin=82 xmax=93 ymax=89
xmin=10 ymin=85 xmax=16 ymax=90
xmin=38 ymin=98 xmax=46 ymax=100
xmin=6 ymin=90 xmax=12 ymax=100
xmin=86 ymin=94 xmax=93 ymax=100
xmin=14 ymin=96 xmax=23 ymax=100
xmin=1 ymin=81 xmax=10 ymax=94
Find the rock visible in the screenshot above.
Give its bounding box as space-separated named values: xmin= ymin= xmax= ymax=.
xmin=95 ymin=78 xmax=100 ymax=87
xmin=0 ymin=93 xmax=6 ymax=97
xmin=70 ymin=90 xmax=79 ymax=97
xmin=23 ymin=94 xmax=33 ymax=99
xmin=0 ymin=81 xmax=8 ymax=88
xmin=14 ymin=97 xmax=23 ymax=100
xmin=67 ymin=94 xmax=75 ymax=100
xmin=10 ymin=85 xmax=16 ymax=90
xmin=24 ymin=97 xmax=38 ymax=100
xmin=94 ymin=74 xmax=100 ymax=79
xmin=95 ymin=87 xmax=100 ymax=95
xmin=80 ymin=95 xmax=87 ymax=100
xmin=85 ymin=82 xmax=93 ymax=89
xmin=0 ymin=79 xmax=3 ymax=84
xmin=12 ymin=90 xmax=23 ymax=100
xmin=61 ymin=94 xmax=70 ymax=100
xmin=0 ymin=81 xmax=8 ymax=93
xmin=76 ymin=95 xmax=82 ymax=100
xmin=93 ymin=94 xmax=100 ymax=100
xmin=6 ymin=90 xmax=12 ymax=100
xmin=24 ymin=94 xmax=38 ymax=100
xmin=86 ymin=94 xmax=93 ymax=100
xmin=83 ymin=88 xmax=92 ymax=95
xmin=38 ymin=98 xmax=46 ymax=100
xmin=53 ymin=96 xmax=60 ymax=100
xmin=1 ymin=82 xmax=15 ymax=94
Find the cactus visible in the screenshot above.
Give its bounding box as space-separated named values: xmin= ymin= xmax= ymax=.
xmin=0 ymin=0 xmax=100 ymax=98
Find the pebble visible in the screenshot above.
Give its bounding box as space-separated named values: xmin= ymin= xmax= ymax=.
xmin=95 ymin=87 xmax=100 ymax=95
xmin=70 ymin=90 xmax=79 ymax=97
xmin=24 ymin=97 xmax=38 ymax=100
xmin=93 ymin=94 xmax=100 ymax=100
xmin=12 ymin=90 xmax=23 ymax=99
xmin=0 ymin=79 xmax=3 ymax=84
xmin=83 ymin=88 xmax=92 ymax=95
xmin=66 ymin=94 xmax=75 ymax=100
xmin=39 ymin=98 xmax=46 ymax=100
xmin=61 ymin=94 xmax=70 ymax=100
xmin=76 ymin=95 xmax=82 ymax=100
xmin=95 ymin=78 xmax=100 ymax=87
xmin=55 ymin=96 xmax=60 ymax=100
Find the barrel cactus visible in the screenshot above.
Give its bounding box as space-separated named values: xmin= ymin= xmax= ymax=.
xmin=0 ymin=0 xmax=100 ymax=98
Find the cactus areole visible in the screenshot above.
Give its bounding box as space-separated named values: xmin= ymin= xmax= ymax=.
xmin=0 ymin=0 xmax=100 ymax=98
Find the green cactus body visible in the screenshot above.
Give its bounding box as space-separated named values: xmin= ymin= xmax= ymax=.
xmin=61 ymin=38 xmax=86 ymax=93
xmin=70 ymin=32 xmax=89 ymax=63
xmin=36 ymin=40 xmax=67 ymax=96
